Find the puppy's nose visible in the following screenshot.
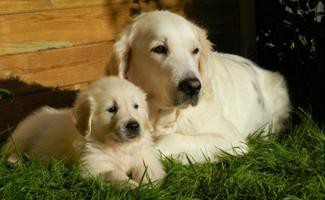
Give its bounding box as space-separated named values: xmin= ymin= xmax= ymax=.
xmin=125 ymin=121 xmax=140 ymax=138
xmin=178 ymin=78 xmax=201 ymax=96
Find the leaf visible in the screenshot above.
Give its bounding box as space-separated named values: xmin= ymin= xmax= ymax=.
xmin=0 ymin=88 xmax=14 ymax=101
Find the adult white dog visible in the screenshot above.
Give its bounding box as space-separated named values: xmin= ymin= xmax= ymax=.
xmin=107 ymin=11 xmax=290 ymax=163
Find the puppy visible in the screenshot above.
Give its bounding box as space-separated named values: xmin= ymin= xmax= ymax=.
xmin=2 ymin=77 xmax=165 ymax=188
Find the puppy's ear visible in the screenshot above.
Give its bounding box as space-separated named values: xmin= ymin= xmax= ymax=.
xmin=193 ymin=24 xmax=213 ymax=95
xmin=106 ymin=25 xmax=133 ymax=79
xmin=73 ymin=96 xmax=95 ymax=137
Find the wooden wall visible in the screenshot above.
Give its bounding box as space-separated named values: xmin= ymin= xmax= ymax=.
xmin=0 ymin=0 xmax=190 ymax=137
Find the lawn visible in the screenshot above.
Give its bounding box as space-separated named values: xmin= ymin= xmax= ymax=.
xmin=0 ymin=112 xmax=324 ymax=200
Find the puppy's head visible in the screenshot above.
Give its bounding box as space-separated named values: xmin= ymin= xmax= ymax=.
xmin=107 ymin=11 xmax=212 ymax=110
xmin=73 ymin=77 xmax=150 ymax=143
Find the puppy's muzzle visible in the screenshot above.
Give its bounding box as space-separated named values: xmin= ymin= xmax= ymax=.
xmin=125 ymin=120 xmax=140 ymax=139
xmin=177 ymin=78 xmax=201 ymax=106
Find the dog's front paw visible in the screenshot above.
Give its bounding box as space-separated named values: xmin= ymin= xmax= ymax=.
xmin=231 ymin=142 xmax=249 ymax=156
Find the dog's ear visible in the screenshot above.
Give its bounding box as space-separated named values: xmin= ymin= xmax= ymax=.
xmin=141 ymin=94 xmax=153 ymax=132
xmin=106 ymin=25 xmax=133 ymax=78
xmin=144 ymin=114 xmax=154 ymax=132
xmin=193 ymin=24 xmax=213 ymax=95
xmin=73 ymin=96 xmax=95 ymax=137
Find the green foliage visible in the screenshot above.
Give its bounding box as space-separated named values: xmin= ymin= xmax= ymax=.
xmin=0 ymin=89 xmax=13 ymax=102
xmin=0 ymin=114 xmax=324 ymax=200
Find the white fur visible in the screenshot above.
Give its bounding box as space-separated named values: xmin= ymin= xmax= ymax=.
xmin=2 ymin=77 xmax=165 ymax=188
xmin=106 ymin=11 xmax=290 ymax=163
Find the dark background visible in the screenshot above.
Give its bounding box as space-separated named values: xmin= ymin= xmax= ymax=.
xmin=186 ymin=0 xmax=324 ymax=124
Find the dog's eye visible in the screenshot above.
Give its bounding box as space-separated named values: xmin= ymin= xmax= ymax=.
xmin=134 ymin=104 xmax=139 ymax=109
xmin=107 ymin=105 xmax=118 ymax=114
xmin=192 ymin=48 xmax=199 ymax=54
xmin=151 ymin=45 xmax=167 ymax=54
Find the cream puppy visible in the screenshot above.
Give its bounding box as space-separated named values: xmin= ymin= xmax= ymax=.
xmin=2 ymin=77 xmax=165 ymax=188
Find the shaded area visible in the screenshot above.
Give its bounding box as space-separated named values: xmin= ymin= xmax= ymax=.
xmin=185 ymin=0 xmax=241 ymax=54
xmin=256 ymin=0 xmax=325 ymax=124
xmin=185 ymin=0 xmax=324 ymax=124
xmin=0 ymin=79 xmax=76 ymax=144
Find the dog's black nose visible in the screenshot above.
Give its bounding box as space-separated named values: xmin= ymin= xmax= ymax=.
xmin=178 ymin=78 xmax=201 ymax=96
xmin=125 ymin=121 xmax=140 ymax=138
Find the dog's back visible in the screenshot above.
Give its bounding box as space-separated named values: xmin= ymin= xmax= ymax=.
xmin=213 ymin=53 xmax=290 ymax=134
xmin=3 ymin=107 xmax=81 ymax=163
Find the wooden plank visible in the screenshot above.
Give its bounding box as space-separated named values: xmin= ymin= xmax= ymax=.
xmin=61 ymin=82 xmax=90 ymax=91
xmin=0 ymin=88 xmax=77 ymax=137
xmin=0 ymin=0 xmax=123 ymax=15
xmin=140 ymin=0 xmax=190 ymax=14
xmin=0 ymin=41 xmax=112 ymax=95
xmin=0 ymin=4 xmax=132 ymax=55
xmin=0 ymin=0 xmax=188 ymax=15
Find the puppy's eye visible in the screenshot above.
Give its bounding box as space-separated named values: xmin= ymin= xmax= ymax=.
xmin=151 ymin=45 xmax=167 ymax=54
xmin=134 ymin=104 xmax=139 ymax=109
xmin=107 ymin=105 xmax=118 ymax=114
xmin=192 ymin=48 xmax=199 ymax=54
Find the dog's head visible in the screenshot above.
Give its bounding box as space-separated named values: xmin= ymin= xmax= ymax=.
xmin=107 ymin=11 xmax=212 ymax=110
xmin=73 ymin=77 xmax=150 ymax=143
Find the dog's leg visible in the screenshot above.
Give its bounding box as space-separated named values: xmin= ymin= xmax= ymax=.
xmin=155 ymin=132 xmax=247 ymax=164
xmin=99 ymin=170 xmax=139 ymax=188
xmin=132 ymin=150 xmax=166 ymax=185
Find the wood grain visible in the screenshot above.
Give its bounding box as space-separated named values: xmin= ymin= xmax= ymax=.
xmin=0 ymin=1 xmax=186 ymax=56
xmin=0 ymin=41 xmax=112 ymax=95
xmin=0 ymin=5 xmax=131 ymax=55
xmin=0 ymin=0 xmax=122 ymax=15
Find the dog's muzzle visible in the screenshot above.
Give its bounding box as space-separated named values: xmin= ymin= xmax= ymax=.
xmin=124 ymin=120 xmax=140 ymax=139
xmin=176 ymin=78 xmax=201 ymax=106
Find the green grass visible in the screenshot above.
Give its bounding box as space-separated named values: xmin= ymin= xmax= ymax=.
xmin=0 ymin=113 xmax=324 ymax=200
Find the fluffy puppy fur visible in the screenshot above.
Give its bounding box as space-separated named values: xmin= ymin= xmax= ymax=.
xmin=2 ymin=77 xmax=165 ymax=188
xmin=106 ymin=11 xmax=290 ymax=163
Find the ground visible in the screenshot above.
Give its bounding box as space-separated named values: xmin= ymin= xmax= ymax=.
xmin=0 ymin=112 xmax=324 ymax=200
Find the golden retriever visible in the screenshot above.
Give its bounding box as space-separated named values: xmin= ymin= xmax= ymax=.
xmin=106 ymin=11 xmax=290 ymax=163
xmin=2 ymin=77 xmax=165 ymax=188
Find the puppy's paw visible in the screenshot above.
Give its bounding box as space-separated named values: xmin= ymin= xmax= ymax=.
xmin=98 ymin=170 xmax=140 ymax=189
xmin=127 ymin=179 xmax=139 ymax=189
xmin=7 ymin=154 xmax=18 ymax=165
